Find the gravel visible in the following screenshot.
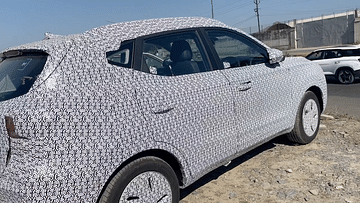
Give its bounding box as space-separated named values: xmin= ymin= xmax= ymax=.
xmin=180 ymin=113 xmax=360 ymax=203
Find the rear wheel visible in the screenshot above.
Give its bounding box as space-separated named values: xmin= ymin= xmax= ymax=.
xmin=287 ymin=91 xmax=320 ymax=144
xmin=99 ymin=156 xmax=179 ymax=203
xmin=337 ymin=68 xmax=354 ymax=84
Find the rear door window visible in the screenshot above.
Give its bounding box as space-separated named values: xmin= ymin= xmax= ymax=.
xmin=139 ymin=32 xmax=210 ymax=76
xmin=323 ymin=50 xmax=341 ymax=59
xmin=0 ymin=51 xmax=47 ymax=102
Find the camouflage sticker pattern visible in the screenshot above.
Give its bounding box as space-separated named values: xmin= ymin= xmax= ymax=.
xmin=0 ymin=17 xmax=327 ymax=202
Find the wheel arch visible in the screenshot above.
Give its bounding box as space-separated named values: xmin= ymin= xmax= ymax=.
xmin=96 ymin=149 xmax=184 ymax=202
xmin=306 ymin=86 xmax=324 ymax=113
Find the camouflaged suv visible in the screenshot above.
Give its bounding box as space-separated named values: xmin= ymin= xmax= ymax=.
xmin=0 ymin=17 xmax=327 ymax=203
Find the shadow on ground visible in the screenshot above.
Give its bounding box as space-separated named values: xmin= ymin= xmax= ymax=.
xmin=180 ymin=135 xmax=295 ymax=199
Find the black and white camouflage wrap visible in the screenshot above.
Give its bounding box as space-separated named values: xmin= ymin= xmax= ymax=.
xmin=0 ymin=17 xmax=327 ymax=202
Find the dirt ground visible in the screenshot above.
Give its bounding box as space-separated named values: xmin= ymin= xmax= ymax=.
xmin=180 ymin=113 xmax=360 ymax=203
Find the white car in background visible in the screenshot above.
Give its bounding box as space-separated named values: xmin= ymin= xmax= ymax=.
xmin=306 ymin=45 xmax=360 ymax=84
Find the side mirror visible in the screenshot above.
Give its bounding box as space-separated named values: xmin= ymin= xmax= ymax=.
xmin=268 ymin=48 xmax=285 ymax=64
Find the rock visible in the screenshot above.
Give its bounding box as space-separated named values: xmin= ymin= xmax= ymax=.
xmin=320 ymin=124 xmax=326 ymax=129
xmin=249 ymin=176 xmax=258 ymax=183
xmin=321 ymin=114 xmax=334 ymax=120
xmin=309 ymin=189 xmax=319 ymax=195
xmin=285 ymin=169 xmax=293 ymax=173
xmin=335 ymin=185 xmax=344 ymax=190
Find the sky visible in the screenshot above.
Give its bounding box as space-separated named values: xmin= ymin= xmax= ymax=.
xmin=1 ymin=0 xmax=360 ymax=51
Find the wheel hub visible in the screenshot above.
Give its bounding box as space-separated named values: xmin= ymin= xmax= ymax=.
xmin=338 ymin=70 xmax=354 ymax=84
xmin=120 ymin=171 xmax=172 ymax=203
xmin=302 ymin=99 xmax=319 ymax=137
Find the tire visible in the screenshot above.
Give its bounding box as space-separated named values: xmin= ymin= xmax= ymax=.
xmin=287 ymin=91 xmax=320 ymax=144
xmin=99 ymin=156 xmax=179 ymax=203
xmin=337 ymin=68 xmax=354 ymax=84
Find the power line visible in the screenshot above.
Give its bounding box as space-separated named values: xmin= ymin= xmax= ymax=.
xmin=216 ymin=2 xmax=253 ymax=16
xmin=254 ymin=0 xmax=261 ymax=33
xmin=215 ymin=0 xmax=244 ymax=11
xmin=233 ymin=15 xmax=256 ymax=26
xmin=198 ymin=0 xmax=252 ymax=18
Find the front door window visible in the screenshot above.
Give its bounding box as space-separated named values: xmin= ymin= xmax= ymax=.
xmin=207 ymin=30 xmax=268 ymax=69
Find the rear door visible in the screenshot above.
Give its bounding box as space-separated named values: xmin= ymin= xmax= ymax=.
xmin=133 ymin=30 xmax=238 ymax=175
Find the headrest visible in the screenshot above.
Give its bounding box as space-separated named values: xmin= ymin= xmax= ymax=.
xmin=170 ymin=40 xmax=192 ymax=62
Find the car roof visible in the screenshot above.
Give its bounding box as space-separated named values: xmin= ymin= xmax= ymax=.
xmin=86 ymin=17 xmax=231 ymax=41
xmin=1 ymin=17 xmax=271 ymax=56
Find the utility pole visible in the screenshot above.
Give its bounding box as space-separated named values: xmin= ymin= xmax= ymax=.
xmin=254 ymin=0 xmax=261 ymax=33
xmin=211 ymin=0 xmax=214 ymax=19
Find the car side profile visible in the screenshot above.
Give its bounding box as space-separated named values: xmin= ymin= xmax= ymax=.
xmin=0 ymin=17 xmax=327 ymax=203
xmin=306 ymin=45 xmax=360 ymax=84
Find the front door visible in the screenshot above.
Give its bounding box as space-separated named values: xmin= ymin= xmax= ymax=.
xmin=204 ymin=29 xmax=293 ymax=150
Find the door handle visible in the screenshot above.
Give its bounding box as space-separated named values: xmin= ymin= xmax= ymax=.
xmin=237 ymin=81 xmax=252 ymax=91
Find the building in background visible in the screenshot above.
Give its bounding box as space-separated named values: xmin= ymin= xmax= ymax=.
xmin=252 ymin=22 xmax=295 ymax=50
xmin=252 ymin=9 xmax=360 ymax=50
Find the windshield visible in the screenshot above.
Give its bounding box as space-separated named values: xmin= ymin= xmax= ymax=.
xmin=0 ymin=52 xmax=47 ymax=102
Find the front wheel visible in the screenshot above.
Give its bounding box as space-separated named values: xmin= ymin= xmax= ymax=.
xmin=287 ymin=91 xmax=320 ymax=144
xmin=337 ymin=68 xmax=354 ymax=84
xmin=99 ymin=156 xmax=179 ymax=203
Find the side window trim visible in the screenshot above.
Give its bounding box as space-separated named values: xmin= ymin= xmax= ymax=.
xmin=133 ymin=38 xmax=144 ymax=72
xmin=193 ymin=28 xmax=214 ymax=72
xmin=198 ymin=28 xmax=224 ymax=71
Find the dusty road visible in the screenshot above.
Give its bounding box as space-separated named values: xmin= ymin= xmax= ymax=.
xmin=326 ymin=77 xmax=360 ymax=120
xmin=180 ymin=114 xmax=360 ymax=203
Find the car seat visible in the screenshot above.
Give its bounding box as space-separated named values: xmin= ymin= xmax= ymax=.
xmin=169 ymin=40 xmax=200 ymax=75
